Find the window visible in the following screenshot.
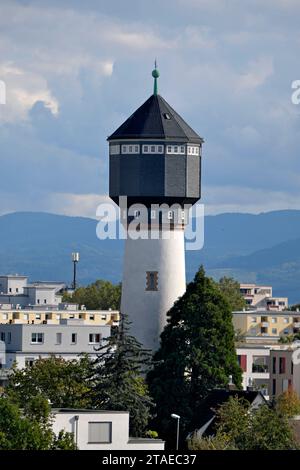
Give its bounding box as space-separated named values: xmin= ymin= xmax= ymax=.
xmin=0 ymin=332 xmax=5 ymax=341
xmin=56 ymin=333 xmax=62 ymax=345
xmin=122 ymin=144 xmax=139 ymax=154
xmin=89 ymin=333 xmax=101 ymax=344
xmin=109 ymin=144 xmax=120 ymax=155
xmin=101 ymin=315 xmax=106 ymax=321
xmin=16 ymin=288 xmax=19 ymax=293
xmin=71 ymin=333 xmax=77 ymax=344
xmin=282 ymin=379 xmax=289 ymax=392
xmin=142 ymin=145 xmax=164 ymax=154
xmin=166 ymin=145 xmax=185 ymax=155
xmin=251 ymin=317 xmax=257 ymax=323
xmin=37 ymin=299 xmax=40 ymax=304
xmin=279 ymin=357 xmax=286 ymax=374
xmin=187 ymin=145 xmax=200 ymax=156
xmin=2 ymin=314 xmax=8 ymax=320
xmin=31 ymin=333 xmax=44 ymax=344
xmin=284 ymin=328 xmax=289 ymax=334
xmin=283 ymin=318 xmax=289 ymax=323
xmin=272 ymin=328 xmax=277 ymax=334
xmin=44 ymin=299 xmax=47 ymax=304
xmin=271 ymin=318 xmax=277 ymax=323
xmin=272 ymin=357 xmax=276 ymax=374
xmin=89 ymin=315 xmax=95 ymax=321
xmin=35 ymin=314 xmax=41 ymax=320
xmin=88 ymin=422 xmax=112 ymax=444
xmin=24 ymin=314 xmax=28 ymax=321
xmin=7 ymin=332 xmax=11 ymax=344
xmin=163 ymin=113 xmax=171 ymax=120
xmin=69 ymin=314 xmax=75 ymax=319
xmin=252 ymin=356 xmax=268 ymax=373
xmin=167 ymin=211 xmax=174 ymax=220
xmin=9 ymin=288 xmax=12 ymax=293
xmin=146 ymin=271 xmax=158 ymax=291
xmin=25 ymin=358 xmax=34 ymax=367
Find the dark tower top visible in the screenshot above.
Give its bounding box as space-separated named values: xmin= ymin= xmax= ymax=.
xmin=108 ymin=65 xmax=203 ymax=208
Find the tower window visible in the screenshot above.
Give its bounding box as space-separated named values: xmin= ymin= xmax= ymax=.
xmin=109 ymin=144 xmax=120 ymax=155
xmin=167 ymin=145 xmax=185 ymax=155
xmin=142 ymin=145 xmax=164 ymax=154
xmin=122 ymin=144 xmax=140 ymax=154
xmin=146 ymin=271 xmax=158 ymax=291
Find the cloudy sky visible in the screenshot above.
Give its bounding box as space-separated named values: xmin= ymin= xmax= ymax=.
xmin=0 ymin=0 xmax=300 ymax=217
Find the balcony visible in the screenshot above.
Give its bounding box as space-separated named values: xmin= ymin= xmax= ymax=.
xmin=252 ymin=364 xmax=268 ymax=373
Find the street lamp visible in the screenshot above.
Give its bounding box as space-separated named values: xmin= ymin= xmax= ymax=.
xmin=171 ymin=413 xmax=180 ymax=450
xmin=71 ymin=252 xmax=80 ymax=290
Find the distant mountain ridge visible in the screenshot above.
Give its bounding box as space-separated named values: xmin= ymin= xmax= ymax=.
xmin=0 ymin=210 xmax=299 ymax=303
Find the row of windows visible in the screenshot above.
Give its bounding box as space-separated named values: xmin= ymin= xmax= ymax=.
xmin=0 ymin=331 xmax=102 ymax=345
xmin=1 ymin=313 xmax=107 ymax=321
xmin=250 ymin=316 xmax=293 ymax=324
xmin=109 ymin=144 xmax=201 ymax=155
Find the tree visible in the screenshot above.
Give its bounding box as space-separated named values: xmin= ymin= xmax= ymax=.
xmin=62 ymin=279 xmax=121 ymax=310
xmin=6 ymin=356 xmax=93 ymax=409
xmin=275 ymin=389 xmax=300 ymax=418
xmin=0 ymin=396 xmax=76 ymax=450
xmin=188 ymin=396 xmax=298 ymax=450
xmin=90 ymin=314 xmax=153 ymax=437
xmin=147 ymin=267 xmax=242 ymax=447
xmin=218 ymin=277 xmax=246 ymax=311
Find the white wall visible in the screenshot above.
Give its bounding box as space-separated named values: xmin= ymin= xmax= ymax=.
xmin=52 ymin=410 xmax=164 ymax=450
xmin=121 ymin=228 xmax=186 ymax=351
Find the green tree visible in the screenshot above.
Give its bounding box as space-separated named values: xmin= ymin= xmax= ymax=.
xmin=218 ymin=277 xmax=246 ymax=311
xmin=6 ymin=356 xmax=93 ymax=408
xmin=147 ymin=267 xmax=242 ymax=447
xmin=63 ymin=280 xmax=121 ymax=310
xmin=0 ymin=396 xmax=76 ymax=450
xmin=189 ymin=396 xmax=298 ymax=450
xmin=90 ymin=314 xmax=153 ymax=437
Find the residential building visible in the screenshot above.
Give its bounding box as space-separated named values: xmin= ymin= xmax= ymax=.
xmin=0 ymin=319 xmax=110 ymax=369
xmin=236 ymin=343 xmax=300 ymax=398
xmin=51 ymin=409 xmax=165 ymax=450
xmin=233 ymin=310 xmax=300 ymax=343
xmin=240 ymin=283 xmax=288 ymax=311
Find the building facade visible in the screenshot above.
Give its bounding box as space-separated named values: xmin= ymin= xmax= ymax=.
xmin=52 ymin=409 xmax=165 ymax=450
xmin=0 ymin=320 xmax=110 ymax=369
xmin=240 ymin=283 xmax=288 ymax=311
xmin=233 ymin=310 xmax=300 ymax=343
xmin=237 ymin=343 xmax=300 ymax=398
xmin=108 ymin=66 xmax=203 ymax=350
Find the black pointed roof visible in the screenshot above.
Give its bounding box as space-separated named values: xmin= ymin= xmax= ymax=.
xmin=108 ymin=94 xmax=203 ymax=143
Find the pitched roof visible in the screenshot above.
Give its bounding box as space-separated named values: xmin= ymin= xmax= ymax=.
xmin=192 ymin=389 xmax=267 ymax=437
xmin=108 ymin=94 xmax=203 ymax=143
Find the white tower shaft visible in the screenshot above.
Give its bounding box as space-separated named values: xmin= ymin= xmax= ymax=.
xmin=121 ymin=227 xmax=186 ymax=351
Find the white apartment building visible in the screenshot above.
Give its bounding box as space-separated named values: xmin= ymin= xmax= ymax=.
xmin=52 ymin=409 xmax=165 ymax=450
xmin=240 ymin=283 xmax=288 ymax=311
xmin=237 ymin=343 xmax=300 ymax=399
xmin=0 ymin=319 xmax=110 ymax=369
